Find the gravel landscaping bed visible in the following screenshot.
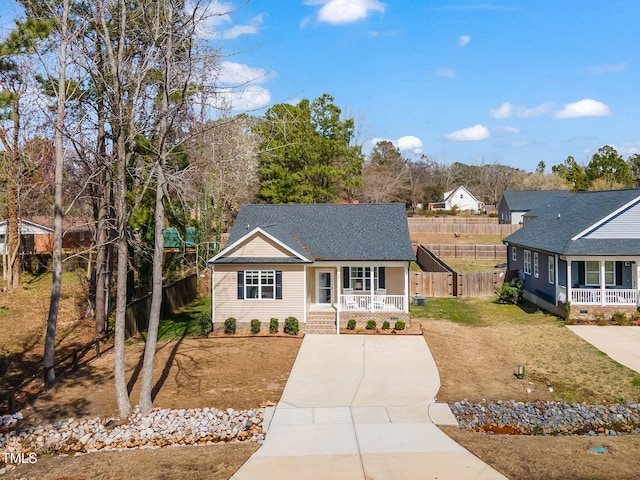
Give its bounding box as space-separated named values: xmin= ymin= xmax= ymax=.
xmin=450 ymin=400 xmax=640 ymax=436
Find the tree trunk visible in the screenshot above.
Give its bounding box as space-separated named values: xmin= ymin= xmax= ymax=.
xmin=6 ymin=100 xmax=21 ymax=290
xmin=43 ymin=0 xmax=69 ymax=385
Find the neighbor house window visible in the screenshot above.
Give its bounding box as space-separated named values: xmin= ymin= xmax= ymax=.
xmin=523 ymin=250 xmax=531 ymax=275
xmin=585 ymin=261 xmax=615 ymax=286
xmin=511 ymin=246 xmax=517 ymax=262
xmin=548 ymin=256 xmax=555 ymax=284
xmin=237 ymin=270 xmax=282 ymax=300
xmin=533 ymin=252 xmax=539 ymax=278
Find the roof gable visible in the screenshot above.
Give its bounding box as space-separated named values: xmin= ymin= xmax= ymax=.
xmin=500 ymin=190 xmax=568 ymax=212
xmin=211 ymin=203 xmax=415 ymax=263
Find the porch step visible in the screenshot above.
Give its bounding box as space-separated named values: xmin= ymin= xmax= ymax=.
xmin=306 ymin=311 xmax=337 ymax=335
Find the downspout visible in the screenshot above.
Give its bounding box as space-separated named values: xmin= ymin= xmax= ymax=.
xmin=336 ymin=266 xmax=341 ymax=335
xmin=210 ymin=265 xmax=215 ymax=330
xmin=404 ymin=262 xmax=409 ymax=313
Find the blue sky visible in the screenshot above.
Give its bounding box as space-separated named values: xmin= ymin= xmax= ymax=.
xmin=2 ymin=1 xmax=639 ymax=172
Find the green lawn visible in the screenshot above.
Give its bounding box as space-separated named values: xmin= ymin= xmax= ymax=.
xmin=156 ymin=297 xmax=211 ymax=341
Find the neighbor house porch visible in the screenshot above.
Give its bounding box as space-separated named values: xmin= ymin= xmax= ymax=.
xmin=561 ymin=258 xmax=640 ymax=307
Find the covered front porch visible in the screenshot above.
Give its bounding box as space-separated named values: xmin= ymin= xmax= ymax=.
xmin=561 ymin=258 xmax=640 ymax=307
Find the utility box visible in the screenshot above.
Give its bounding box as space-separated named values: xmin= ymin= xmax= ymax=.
xmin=412 ymin=295 xmax=426 ymax=306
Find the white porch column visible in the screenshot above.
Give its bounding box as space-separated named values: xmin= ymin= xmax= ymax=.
xmin=210 ymin=267 xmax=215 ymax=328
xmin=636 ymin=262 xmax=640 ymax=306
xmin=370 ymin=266 xmax=375 ymax=305
xmin=336 ymin=266 xmax=341 ymax=335
xmin=404 ymin=263 xmax=409 ymax=313
xmin=566 ymin=260 xmax=572 ymax=305
xmin=600 ymin=260 xmax=606 ymax=306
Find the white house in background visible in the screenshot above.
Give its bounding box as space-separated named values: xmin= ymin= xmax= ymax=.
xmin=428 ymin=185 xmax=483 ymax=213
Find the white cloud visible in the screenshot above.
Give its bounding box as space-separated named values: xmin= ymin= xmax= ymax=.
xmin=489 ymin=101 xmax=553 ymax=119
xmin=495 ymin=126 xmax=519 ymax=134
xmin=555 ymin=99 xmax=611 ymax=119
xmin=458 ymin=35 xmax=471 ymax=47
xmin=587 ymin=62 xmax=626 ymax=74
xmin=445 ymin=124 xmax=490 ymax=142
xmin=217 ymin=61 xmax=267 ymax=84
xmin=306 ymin=0 xmax=386 ymax=25
xmin=213 ymin=87 xmax=271 ymax=112
xmin=396 ymin=135 xmax=423 ymax=154
xmin=192 ymin=1 xmax=262 ymax=40
xmin=435 ymin=68 xmax=456 ymax=78
xmin=489 ymin=102 xmax=513 ymax=119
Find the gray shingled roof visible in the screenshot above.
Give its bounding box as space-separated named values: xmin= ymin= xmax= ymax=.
xmin=500 ymin=190 xmax=569 ymax=212
xmin=213 ymin=203 xmax=416 ymax=263
xmin=504 ymin=189 xmax=640 ymax=255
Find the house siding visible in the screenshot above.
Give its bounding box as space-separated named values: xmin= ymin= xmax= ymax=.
xmin=523 ymin=251 xmax=556 ymax=304
xmin=227 ymin=233 xmax=293 ymax=258
xmin=213 ymin=263 xmax=305 ymax=328
xmin=584 ymin=201 xmax=640 ymax=239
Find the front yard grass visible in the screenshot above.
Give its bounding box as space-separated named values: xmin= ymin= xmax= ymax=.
xmin=413 ymin=297 xmax=640 ymax=404
xmin=155 ymin=297 xmax=211 ymax=341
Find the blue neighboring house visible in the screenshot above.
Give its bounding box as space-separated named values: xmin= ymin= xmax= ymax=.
xmin=498 ymin=190 xmax=569 ymax=225
xmin=207 ymin=203 xmax=416 ymax=333
xmin=503 ymin=189 xmax=640 ymax=321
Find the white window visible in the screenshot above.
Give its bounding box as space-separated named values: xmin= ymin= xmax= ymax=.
xmin=244 ymin=270 xmax=275 ymax=299
xmin=585 ymin=261 xmax=615 ymax=286
xmin=349 ymin=267 xmax=379 ymax=291
xmin=524 ymin=250 xmax=531 ymax=275
xmin=548 ymin=256 xmax=555 ymax=284
xmin=533 ymin=252 xmax=539 ymax=278
xmin=511 ymin=246 xmax=517 ymax=262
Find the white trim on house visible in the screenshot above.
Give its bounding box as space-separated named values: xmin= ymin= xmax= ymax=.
xmin=208 ymin=226 xmax=312 ymax=263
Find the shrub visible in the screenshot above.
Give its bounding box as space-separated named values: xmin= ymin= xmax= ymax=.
xmin=269 ymin=318 xmax=279 ymax=334
xmin=347 ymin=319 xmax=356 ymax=330
xmin=632 ymin=311 xmax=640 ymax=326
xmin=197 ymin=311 xmax=213 ymax=337
xmin=224 ymin=317 xmax=236 ymax=335
xmin=495 ymin=279 xmax=523 ymax=304
xmin=594 ymin=313 xmax=608 ymax=326
xmin=394 ymin=320 xmax=406 ymax=330
xmin=366 ymin=320 xmax=376 ymax=330
xmin=250 ymin=319 xmax=261 ymax=334
xmin=283 ymin=316 xmax=299 ymax=335
xmin=612 ymin=311 xmax=631 ymax=326
xmin=381 ymin=320 xmax=390 ymax=330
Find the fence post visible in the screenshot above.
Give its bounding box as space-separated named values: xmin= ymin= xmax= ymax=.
xmin=95 ymin=339 xmax=101 ymax=358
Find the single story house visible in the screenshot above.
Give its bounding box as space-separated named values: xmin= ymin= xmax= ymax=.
xmin=503 ymin=189 xmax=640 ymax=321
xmin=428 ymin=185 xmax=483 ymax=213
xmin=207 ymin=203 xmax=416 ymax=333
xmin=0 ymin=219 xmax=53 ymax=255
xmin=498 ymin=190 xmax=568 ymax=224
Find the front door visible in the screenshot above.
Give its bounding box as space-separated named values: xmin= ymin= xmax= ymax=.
xmin=317 ymin=270 xmax=333 ymax=304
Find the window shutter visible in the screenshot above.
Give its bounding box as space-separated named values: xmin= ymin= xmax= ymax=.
xmin=378 ymin=267 xmax=385 ymax=289
xmin=237 ymin=271 xmax=244 ymax=299
xmin=276 ymin=271 xmax=282 ymax=299
xmin=342 ymin=267 xmax=350 ymax=289
xmin=615 ymin=261 xmax=622 ymax=285
xmin=577 ymin=263 xmax=585 ymax=286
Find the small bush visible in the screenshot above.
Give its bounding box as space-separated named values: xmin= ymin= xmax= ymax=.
xmin=594 ymin=313 xmax=608 ymax=326
xmin=347 ymin=319 xmax=356 ymax=330
xmin=250 ymin=319 xmax=261 ymax=334
xmin=197 ymin=311 xmax=213 ymax=337
xmin=381 ymin=320 xmax=390 ymax=330
xmin=394 ymin=320 xmax=406 ymax=330
xmin=366 ymin=320 xmax=376 ymax=330
xmin=632 ymin=311 xmax=640 ymax=326
xmin=224 ymin=317 xmax=237 ymax=335
xmin=284 ymin=316 xmax=299 ymax=335
xmin=269 ymin=318 xmax=279 ymax=334
xmin=611 ymin=311 xmax=628 ymax=325
xmin=495 ymin=279 xmax=523 ymax=304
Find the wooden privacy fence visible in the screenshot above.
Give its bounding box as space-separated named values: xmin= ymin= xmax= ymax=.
xmin=422 ymin=244 xmax=507 ymax=260
xmin=125 ymin=274 xmax=199 ymax=338
xmin=411 ymin=270 xmax=506 ymax=298
xmin=408 ymin=217 xmax=520 ymax=236
xmin=413 ymin=244 xmax=506 ymax=298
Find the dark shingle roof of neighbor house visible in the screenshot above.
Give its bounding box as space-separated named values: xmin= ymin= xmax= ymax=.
xmin=215 ymin=203 xmax=416 ymax=262
xmin=503 ymin=189 xmax=640 ymax=255
xmin=500 ymin=190 xmax=569 ymax=212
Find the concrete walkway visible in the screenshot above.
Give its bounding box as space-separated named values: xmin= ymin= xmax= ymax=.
xmin=567 ymin=326 xmax=640 ymax=374
xmin=231 ymin=335 xmax=507 ymax=480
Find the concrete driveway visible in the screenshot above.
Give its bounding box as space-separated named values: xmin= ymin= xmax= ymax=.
xmin=231 ymin=335 xmax=507 ymax=480
xmin=567 ymin=326 xmax=640 ymax=374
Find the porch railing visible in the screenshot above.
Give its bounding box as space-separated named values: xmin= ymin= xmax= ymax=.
xmin=571 ymin=288 xmax=638 ymax=305
xmin=339 ymin=294 xmax=405 ymax=312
